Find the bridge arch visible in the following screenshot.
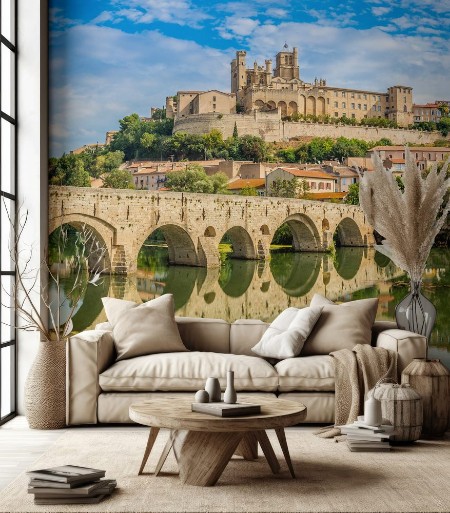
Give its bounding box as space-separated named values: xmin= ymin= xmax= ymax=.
xmin=334 ymin=217 xmax=364 ymax=247
xmin=48 ymin=214 xmax=113 ymax=272
xmin=220 ymin=226 xmax=257 ymax=260
xmin=136 ymin=223 xmax=199 ymax=267
xmin=278 ymin=213 xmax=322 ymax=252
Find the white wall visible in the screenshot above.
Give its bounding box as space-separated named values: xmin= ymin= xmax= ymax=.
xmin=16 ymin=0 xmax=48 ymax=413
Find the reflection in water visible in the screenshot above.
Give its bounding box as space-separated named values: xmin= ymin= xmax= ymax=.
xmin=270 ymin=251 xmax=321 ymax=297
xmin=60 ymin=246 xmax=450 ymax=368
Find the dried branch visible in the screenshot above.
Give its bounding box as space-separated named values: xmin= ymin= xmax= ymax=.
xmin=1 ymin=200 xmax=109 ymax=343
xmin=359 ymin=148 xmax=450 ymax=283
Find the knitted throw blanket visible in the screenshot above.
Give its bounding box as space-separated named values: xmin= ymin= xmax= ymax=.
xmin=316 ymin=344 xmax=397 ymax=439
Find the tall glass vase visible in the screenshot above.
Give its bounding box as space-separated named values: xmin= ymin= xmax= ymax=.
xmin=395 ymin=281 xmax=436 ymax=343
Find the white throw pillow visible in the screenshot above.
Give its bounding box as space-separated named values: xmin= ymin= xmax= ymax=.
xmin=251 ymin=306 xmax=323 ymax=359
xmin=101 ymin=295 xmax=188 ymax=361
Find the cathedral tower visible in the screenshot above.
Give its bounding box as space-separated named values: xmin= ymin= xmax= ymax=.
xmin=274 ymin=46 xmax=300 ymax=81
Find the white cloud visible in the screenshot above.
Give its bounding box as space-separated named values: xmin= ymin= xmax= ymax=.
xmin=218 ymin=16 xmax=260 ymax=39
xmin=49 ymin=25 xmax=231 ymax=155
xmin=107 ymin=0 xmax=211 ymax=28
xmin=245 ymin=21 xmax=450 ymax=103
xmin=266 ymin=8 xmax=288 ymax=19
xmin=371 ymin=6 xmax=392 ymax=16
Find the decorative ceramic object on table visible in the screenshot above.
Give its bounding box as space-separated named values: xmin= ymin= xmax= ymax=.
xmin=401 ymin=359 xmax=449 ymax=437
xmin=373 ymin=382 xmax=423 ymax=442
xmin=194 ymin=390 xmax=210 ymax=403
xmin=224 ymin=370 xmax=237 ymax=404
xmin=363 ymin=391 xmax=382 ymax=427
xmin=359 ymin=148 xmax=449 ymax=352
xmin=205 ymin=377 xmax=221 ymax=402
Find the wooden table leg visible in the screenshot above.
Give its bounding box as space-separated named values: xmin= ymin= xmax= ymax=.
xmin=255 ymin=430 xmax=280 ymax=474
xmin=235 ymin=432 xmax=258 ymax=460
xmin=138 ymin=427 xmax=160 ymax=475
xmin=155 ymin=430 xmax=177 ymax=476
xmin=275 ymin=427 xmax=295 ymax=478
xmin=172 ymin=430 xmax=243 ymax=486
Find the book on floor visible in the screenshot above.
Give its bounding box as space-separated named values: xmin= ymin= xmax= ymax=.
xmin=34 ymin=494 xmax=108 ymax=505
xmin=191 ymin=402 xmax=261 ymax=417
xmin=26 ymin=465 xmax=106 ymax=484
xmin=28 ymin=479 xmax=117 ymax=496
xmin=28 ymin=478 xmax=101 ymax=489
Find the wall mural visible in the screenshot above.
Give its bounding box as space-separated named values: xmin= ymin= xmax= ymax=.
xmin=49 ymin=1 xmax=450 ymax=365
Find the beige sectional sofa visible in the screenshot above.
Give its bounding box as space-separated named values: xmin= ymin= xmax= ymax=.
xmin=66 ymin=316 xmax=427 ymax=426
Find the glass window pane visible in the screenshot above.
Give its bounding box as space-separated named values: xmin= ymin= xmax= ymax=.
xmin=1 ymin=197 xmax=14 ymax=271
xmin=1 ymin=275 xmax=14 ymax=343
xmin=1 ymin=345 xmax=15 ymax=418
xmin=1 ymin=0 xmax=15 ymax=45
xmin=1 ymin=119 xmax=15 ymax=195
xmin=1 ymin=44 xmax=15 ymax=118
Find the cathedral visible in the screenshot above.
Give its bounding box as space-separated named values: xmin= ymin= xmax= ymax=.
xmin=166 ymin=47 xmax=414 ymax=127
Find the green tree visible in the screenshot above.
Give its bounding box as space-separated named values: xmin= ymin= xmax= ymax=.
xmin=209 ymin=172 xmax=229 ymax=194
xmin=332 ymin=137 xmax=368 ymax=161
xmin=269 ymin=178 xmax=299 ymax=198
xmin=297 ymin=179 xmax=311 ymax=199
xmin=91 ymin=150 xmax=125 ymax=178
xmin=232 ymin=122 xmax=239 ymax=139
xmin=343 ymin=183 xmax=359 ymax=205
xmin=277 ymin=147 xmax=297 ymax=163
xmin=307 ymin=137 xmax=334 ymax=163
xmin=165 ymin=164 xmax=213 ymax=193
xmin=437 ymin=117 xmax=450 ymax=137
xmin=151 ymin=108 xmax=166 ymax=120
xmin=140 ymin=133 xmax=157 ymax=154
xmin=237 ymin=135 xmax=268 ymax=162
xmin=240 ymin=185 xmax=258 ymax=196
xmin=49 ymin=153 xmax=91 ymax=187
xmin=102 ymin=169 xmax=134 ymax=189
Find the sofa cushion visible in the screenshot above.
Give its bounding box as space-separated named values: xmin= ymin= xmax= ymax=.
xmin=230 ymin=320 xmax=269 ymax=356
xmin=251 ymin=306 xmax=323 ymax=359
xmin=300 ymin=294 xmax=378 ymax=356
xmin=275 ymin=355 xmax=335 ymax=392
xmin=99 ymin=352 xmax=279 ymax=392
xmin=103 ymin=295 xmax=188 ymax=361
xmin=175 ymin=317 xmax=230 ymax=353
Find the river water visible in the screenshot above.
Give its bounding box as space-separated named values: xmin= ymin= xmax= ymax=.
xmin=63 ymin=246 xmax=450 ymax=368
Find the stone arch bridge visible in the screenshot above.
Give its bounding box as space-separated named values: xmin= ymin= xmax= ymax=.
xmin=49 ymin=186 xmax=375 ymax=274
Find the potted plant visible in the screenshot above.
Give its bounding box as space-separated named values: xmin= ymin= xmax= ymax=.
xmin=1 ymin=204 xmax=107 ymax=429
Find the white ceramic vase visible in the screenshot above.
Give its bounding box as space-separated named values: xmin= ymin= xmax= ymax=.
xmin=205 ymin=377 xmax=221 ymax=402
xmin=224 ymin=371 xmax=237 ymax=404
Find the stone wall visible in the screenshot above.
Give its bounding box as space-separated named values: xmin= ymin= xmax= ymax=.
xmin=173 ymin=112 xmax=447 ymax=145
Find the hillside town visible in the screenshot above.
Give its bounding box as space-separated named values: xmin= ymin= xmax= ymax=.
xmin=51 ymin=45 xmax=450 ymax=207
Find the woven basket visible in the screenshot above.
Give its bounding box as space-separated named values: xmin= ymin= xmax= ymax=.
xmin=24 ymin=340 xmax=66 ymax=430
xmin=373 ymin=383 xmax=423 ymax=442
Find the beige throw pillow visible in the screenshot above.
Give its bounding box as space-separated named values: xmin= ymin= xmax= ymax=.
xmin=251 ymin=306 xmax=323 ymax=359
xmin=300 ymin=294 xmax=378 ymax=356
xmin=101 ymin=295 xmax=188 ymax=361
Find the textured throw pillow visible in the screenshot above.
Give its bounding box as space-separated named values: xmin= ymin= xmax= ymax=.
xmin=101 ymin=295 xmax=188 ymax=361
xmin=251 ymin=306 xmax=323 ymax=359
xmin=300 ymin=294 xmax=379 ymax=356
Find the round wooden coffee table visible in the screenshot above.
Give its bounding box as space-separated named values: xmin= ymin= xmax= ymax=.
xmin=129 ymin=395 xmax=307 ymax=486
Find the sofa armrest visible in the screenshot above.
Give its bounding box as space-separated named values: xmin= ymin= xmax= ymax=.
xmin=66 ymin=330 xmax=115 ymax=425
xmin=375 ymin=329 xmax=426 ymax=377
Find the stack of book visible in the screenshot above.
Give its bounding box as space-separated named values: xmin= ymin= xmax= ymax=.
xmin=26 ymin=465 xmax=116 ymax=505
xmin=191 ymin=402 xmax=261 ymax=417
xmin=340 ymin=417 xmax=396 ymax=452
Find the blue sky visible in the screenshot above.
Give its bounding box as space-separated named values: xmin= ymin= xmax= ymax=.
xmin=49 ymin=0 xmax=450 ymax=156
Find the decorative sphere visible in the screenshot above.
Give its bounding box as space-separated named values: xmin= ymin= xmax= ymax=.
xmin=194 ymin=390 xmax=210 ymax=403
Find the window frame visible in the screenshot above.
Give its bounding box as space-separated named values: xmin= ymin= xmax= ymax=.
xmin=0 ymin=0 xmax=18 ymax=426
